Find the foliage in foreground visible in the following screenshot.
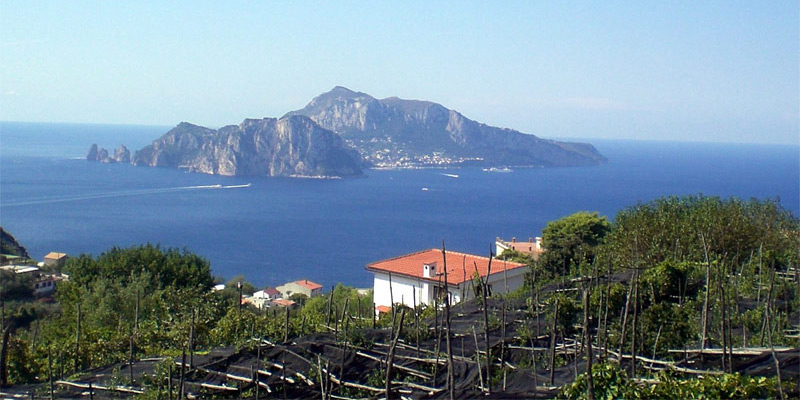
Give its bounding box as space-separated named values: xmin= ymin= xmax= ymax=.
xmin=0 ymin=194 xmax=797 ymax=395
xmin=560 ymin=362 xmax=782 ymax=399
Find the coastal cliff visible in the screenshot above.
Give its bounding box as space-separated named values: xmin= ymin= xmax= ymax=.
xmin=130 ymin=115 xmax=363 ymax=178
xmin=286 ymin=86 xmax=607 ymax=168
xmin=0 ymin=227 xmax=30 ymax=259
xmin=87 ymin=144 xmax=130 ymax=163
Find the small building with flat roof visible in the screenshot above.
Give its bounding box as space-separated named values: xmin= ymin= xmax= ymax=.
xmin=495 ymin=237 xmax=543 ymax=259
xmin=277 ymin=279 xmax=323 ymax=299
xmin=44 ymin=252 xmax=69 ymax=268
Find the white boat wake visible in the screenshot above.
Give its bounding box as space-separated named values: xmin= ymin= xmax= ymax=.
xmin=1 ymin=183 xmax=250 ymax=207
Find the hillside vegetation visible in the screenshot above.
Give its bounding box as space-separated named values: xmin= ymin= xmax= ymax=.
xmin=0 ymin=195 xmax=796 ymax=398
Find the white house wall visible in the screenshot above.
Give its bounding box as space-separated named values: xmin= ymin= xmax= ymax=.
xmin=373 ymin=272 xmax=428 ymax=308
xmin=454 ymin=266 xmax=527 ymax=303
xmin=373 ymin=266 xmax=527 ymax=309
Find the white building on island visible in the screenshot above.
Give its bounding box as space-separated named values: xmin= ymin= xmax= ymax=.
xmin=366 ymin=248 xmax=527 ymax=312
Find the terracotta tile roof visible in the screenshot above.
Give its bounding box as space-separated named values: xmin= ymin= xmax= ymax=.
xmin=295 ymin=279 xmax=323 ymax=290
xmin=264 ymin=287 xmax=281 ymax=296
xmin=376 ymin=305 xmax=392 ymax=314
xmin=44 ymin=252 xmax=68 ymax=260
xmin=366 ymin=249 xmax=526 ymax=285
xmin=273 ymin=298 xmax=296 ymax=307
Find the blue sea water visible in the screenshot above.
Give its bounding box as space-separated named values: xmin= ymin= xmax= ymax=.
xmin=1 ymin=122 xmax=798 ymax=288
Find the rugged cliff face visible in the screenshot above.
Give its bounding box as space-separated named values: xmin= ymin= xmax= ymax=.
xmin=287 ymin=86 xmax=607 ymax=168
xmin=0 ymin=227 xmax=30 ymax=259
xmin=130 ymin=116 xmax=363 ymax=178
xmin=87 ymin=144 xmax=130 ymax=163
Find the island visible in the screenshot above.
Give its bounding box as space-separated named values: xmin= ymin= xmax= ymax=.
xmin=88 ymin=87 xmax=607 ymax=177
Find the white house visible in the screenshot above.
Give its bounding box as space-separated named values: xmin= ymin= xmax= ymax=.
xmin=366 ymin=249 xmax=528 ymax=312
xmin=43 ymin=252 xmax=69 ymax=268
xmin=277 ymin=279 xmax=323 ymax=299
xmin=245 ymin=287 xmax=282 ymax=309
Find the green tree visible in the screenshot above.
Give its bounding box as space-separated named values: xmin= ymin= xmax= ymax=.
xmin=538 ymin=211 xmax=610 ymax=277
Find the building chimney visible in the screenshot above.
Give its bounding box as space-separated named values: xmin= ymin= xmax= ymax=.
xmin=423 ymin=262 xmax=437 ymax=278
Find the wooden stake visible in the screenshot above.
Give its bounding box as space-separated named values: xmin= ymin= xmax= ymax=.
xmin=549 ymin=298 xmax=559 ymax=387
xmin=284 ymin=306 xmax=290 ymax=343
xmin=326 ymin=291 xmax=333 ymax=327
xmin=389 ymin=273 xmax=395 ymax=335
xmin=179 ymin=347 xmax=186 ymax=399
xmin=75 ymin=303 xmax=81 ymax=373
xmin=442 ymin=241 xmax=454 ymax=400
xmin=189 ymin=308 xmax=195 ymax=367
xmin=584 ymin=287 xmax=595 ymax=400
xmin=49 ymin=345 xmax=54 ymax=400
xmin=385 ymin=309 xmax=406 ymax=400
xmin=413 ymin=285 xmax=420 ymax=356
xmin=473 ymin=326 xmax=484 ymax=392
xmin=481 ymin=246 xmax=493 ymax=395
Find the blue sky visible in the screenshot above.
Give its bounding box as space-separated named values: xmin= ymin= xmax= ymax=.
xmin=1 ymin=1 xmax=797 ymax=144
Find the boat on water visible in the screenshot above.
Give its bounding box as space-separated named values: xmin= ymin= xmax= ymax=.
xmin=482 ymin=167 xmax=513 ymax=173
xmin=223 ymin=183 xmax=252 ymax=189
xmin=440 ymin=173 xmax=459 ymax=178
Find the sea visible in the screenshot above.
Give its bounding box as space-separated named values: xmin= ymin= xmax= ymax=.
xmin=1 ymin=121 xmax=798 ymax=289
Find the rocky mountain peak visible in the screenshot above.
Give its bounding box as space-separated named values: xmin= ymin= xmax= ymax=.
xmin=288 ymin=87 xmax=608 ymax=168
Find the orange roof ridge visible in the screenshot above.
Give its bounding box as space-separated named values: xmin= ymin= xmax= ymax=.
xmin=366 ymin=248 xmax=526 ymax=285
xmin=365 ymin=248 xmax=440 ymax=267
xmin=295 ymin=279 xmax=323 ymax=290
xmin=442 ymin=249 xmax=498 ymax=262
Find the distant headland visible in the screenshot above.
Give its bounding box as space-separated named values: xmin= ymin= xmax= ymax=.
xmin=88 ymin=87 xmax=607 ymax=178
